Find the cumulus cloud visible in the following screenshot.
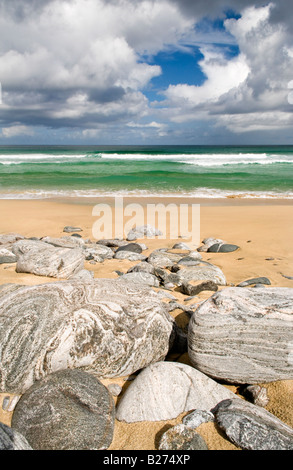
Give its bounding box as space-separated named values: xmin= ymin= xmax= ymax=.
xmin=159 ymin=3 xmax=293 ymax=134
xmin=0 ymin=0 xmax=293 ymax=142
xmin=0 ymin=0 xmax=192 ymax=136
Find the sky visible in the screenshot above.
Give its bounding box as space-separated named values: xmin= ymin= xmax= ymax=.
xmin=0 ymin=0 xmax=293 ymax=145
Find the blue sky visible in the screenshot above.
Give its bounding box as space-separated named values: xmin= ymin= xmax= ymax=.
xmin=0 ymin=0 xmax=293 ymax=145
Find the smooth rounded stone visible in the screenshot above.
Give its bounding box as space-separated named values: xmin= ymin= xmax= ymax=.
xmin=114 ymin=251 xmax=147 ymax=261
xmin=0 ymin=279 xmax=175 ymax=394
xmin=69 ymin=269 xmax=94 ymax=281
xmin=158 ymin=424 xmax=209 ymax=450
xmin=147 ymin=250 xmax=183 ymax=269
xmin=197 ymin=238 xmax=225 ymax=252
xmin=13 ymin=239 xmax=84 ymax=279
xmin=177 ymin=262 xmax=226 ymax=286
xmin=12 ymin=369 xmax=115 ymax=450
xmin=116 ymin=243 xmax=143 ymax=254
xmin=127 ymin=224 xmax=163 ymax=241
xmin=127 ymin=261 xmax=155 ymax=275
xmin=63 ymin=226 xmax=83 ymax=233
xmin=0 ymin=248 xmax=17 ymax=264
xmin=213 ymin=398 xmax=293 ymax=450
xmin=183 ymin=410 xmax=215 ymax=429
xmin=181 ymin=279 xmax=218 ymax=296
xmin=242 ymin=385 xmax=269 ymax=407
xmin=188 ymin=287 xmax=293 ymax=384
xmin=119 ymin=272 xmax=160 ymax=287
xmin=115 ymin=361 xmax=237 ymax=423
xmin=0 ymin=422 xmax=32 ymax=450
xmin=208 ymin=243 xmax=239 ymax=253
xmin=237 ymin=277 xmax=271 ymax=287
xmin=41 ymin=235 xmax=85 ymax=249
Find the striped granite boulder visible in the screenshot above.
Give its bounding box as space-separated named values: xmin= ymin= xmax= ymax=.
xmin=188 ymin=287 xmax=293 ymax=384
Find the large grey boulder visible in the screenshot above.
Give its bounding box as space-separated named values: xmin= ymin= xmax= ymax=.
xmin=188 ymin=287 xmax=293 ymax=384
xmin=213 ymin=398 xmax=293 ymax=450
xmin=116 ymin=361 xmax=236 ymax=423
xmin=177 ymin=262 xmax=226 ymax=286
xmin=0 ymin=422 xmax=32 ymax=450
xmin=12 ymin=369 xmax=115 ymax=450
xmin=0 ymin=279 xmax=175 ymax=394
xmin=12 ymin=239 xmax=84 ymax=279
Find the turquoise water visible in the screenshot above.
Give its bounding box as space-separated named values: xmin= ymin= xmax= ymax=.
xmin=0 ymin=145 xmax=292 ymax=199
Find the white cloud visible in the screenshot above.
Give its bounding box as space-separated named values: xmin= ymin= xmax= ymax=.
xmin=159 ymin=4 xmax=293 ymax=133
xmin=2 ymin=125 xmax=34 ymax=138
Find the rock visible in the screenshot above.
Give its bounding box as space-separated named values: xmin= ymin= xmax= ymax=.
xmin=0 ymin=422 xmax=32 ymax=450
xmin=107 ymin=383 xmax=122 ymax=397
xmin=154 ymin=268 xmax=181 ymax=286
xmin=127 ymin=224 xmax=163 ymax=241
xmin=188 ymin=287 xmax=293 ymax=384
xmin=213 ymin=398 xmax=293 ymax=450
xmin=0 ymin=248 xmax=17 ymax=264
xmin=197 ymin=238 xmax=225 ymax=252
xmin=97 ymin=239 xmax=128 ymax=248
xmin=183 ymin=410 xmax=215 ymax=429
xmin=242 ymin=385 xmax=269 ymax=407
xmin=116 ymin=243 xmax=143 ymax=254
xmin=63 ymin=226 xmax=83 ymax=233
xmin=158 ymin=424 xmax=209 ymax=450
xmin=115 ymin=361 xmax=237 ymax=423
xmin=172 ymin=242 xmax=191 ymax=250
xmin=177 ymin=256 xmax=201 ymax=267
xmin=147 ymin=250 xmax=183 ymax=269
xmin=0 ymin=233 xmax=24 ymax=246
xmin=127 ymin=261 xmax=155 ymax=275
xmin=282 ymin=274 xmax=293 ymax=281
xmin=177 ymin=262 xmax=226 ymax=286
xmin=180 ymin=279 xmax=218 ymax=296
xmin=237 ymin=277 xmax=271 ymax=287
xmin=69 ymin=269 xmax=94 ymax=281
xmin=41 ymin=236 xmax=84 ymax=249
xmin=114 ymin=251 xmax=147 ymax=261
xmin=119 ymin=272 xmax=160 ymax=287
xmin=13 ymin=239 xmax=84 ymax=279
xmin=0 ymin=279 xmax=175 ymax=394
xmin=208 ymin=243 xmax=239 ymax=253
xmin=12 ymin=369 xmax=115 ymax=450
xmin=83 ymin=244 xmax=114 ymax=260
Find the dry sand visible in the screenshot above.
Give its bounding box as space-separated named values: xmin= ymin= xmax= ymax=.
xmin=0 ymin=197 xmax=292 ymax=450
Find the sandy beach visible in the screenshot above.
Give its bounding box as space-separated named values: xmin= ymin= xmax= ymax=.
xmin=0 ymin=197 xmax=293 ymax=450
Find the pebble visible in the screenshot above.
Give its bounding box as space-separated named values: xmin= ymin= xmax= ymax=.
xmin=158 ymin=424 xmax=209 ymax=450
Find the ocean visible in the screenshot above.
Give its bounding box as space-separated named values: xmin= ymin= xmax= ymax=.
xmin=0 ymin=145 xmax=292 ymax=199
